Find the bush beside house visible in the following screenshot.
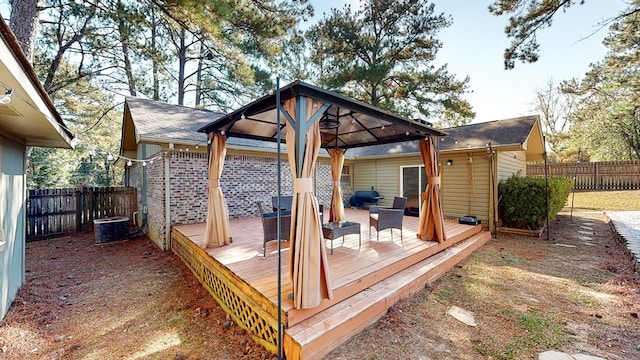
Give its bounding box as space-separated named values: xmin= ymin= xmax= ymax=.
xmin=499 ymin=174 xmax=573 ymax=230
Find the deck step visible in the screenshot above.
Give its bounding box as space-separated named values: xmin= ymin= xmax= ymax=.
xmin=285 ymin=230 xmax=492 ymax=360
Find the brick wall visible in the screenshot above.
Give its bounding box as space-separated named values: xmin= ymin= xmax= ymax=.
xmin=146 ymin=154 xmax=166 ymax=248
xmin=130 ymin=148 xmax=353 ymax=250
xmin=170 ymin=151 xmax=208 ymax=224
xmin=223 ymin=154 xmax=293 ymax=218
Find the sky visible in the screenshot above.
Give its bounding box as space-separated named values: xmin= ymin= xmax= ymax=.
xmin=308 ymin=0 xmax=628 ymax=123
xmin=0 ymin=0 xmax=627 ymax=124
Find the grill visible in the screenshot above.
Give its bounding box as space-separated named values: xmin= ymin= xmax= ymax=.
xmin=349 ymin=190 xmax=383 ymax=208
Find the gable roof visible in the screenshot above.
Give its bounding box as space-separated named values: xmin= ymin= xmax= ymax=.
xmin=120 ymin=96 xmax=318 ymax=157
xmin=199 ymin=80 xmax=446 ymax=149
xmin=0 ymin=18 xmax=73 ymax=148
xmin=120 ymin=96 xmax=225 ymax=154
xmin=347 ymin=115 xmax=545 ymax=160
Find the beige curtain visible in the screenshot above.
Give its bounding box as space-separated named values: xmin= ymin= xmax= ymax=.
xmin=203 ymin=132 xmax=232 ymax=248
xmin=284 ymin=97 xmax=333 ymax=309
xmin=417 ymin=136 xmax=447 ymax=243
xmin=327 ymin=148 xmax=345 ymax=222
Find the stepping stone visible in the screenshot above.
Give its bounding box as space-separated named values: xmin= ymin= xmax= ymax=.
xmin=580 ymin=225 xmax=593 ymax=230
xmin=539 ymin=351 xmax=575 ymax=360
xmin=578 ymin=230 xmax=594 ymax=235
xmin=447 ymin=305 xmax=477 ymax=326
xmin=553 ymin=243 xmax=577 ymax=248
xmin=579 ymin=236 xmax=593 ymax=241
xmin=538 ymin=352 xmax=605 ymax=360
xmin=573 ymin=354 xmax=606 ymax=360
xmin=581 ymin=242 xmax=597 ymax=246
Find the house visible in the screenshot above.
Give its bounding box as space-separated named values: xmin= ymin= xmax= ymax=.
xmin=0 ymin=19 xmax=74 ymax=319
xmin=120 ymin=95 xmax=544 ymax=248
xmin=119 ymin=97 xmax=347 ymax=250
xmin=347 ymin=115 xmax=545 ymax=233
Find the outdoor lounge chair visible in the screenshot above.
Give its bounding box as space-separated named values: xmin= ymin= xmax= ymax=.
xmin=257 ymin=202 xmax=291 ymax=258
xmin=369 ymin=196 xmax=407 ymax=242
xmin=271 ymin=195 xmax=293 ymax=212
xmin=272 ymin=195 xmax=323 ymax=223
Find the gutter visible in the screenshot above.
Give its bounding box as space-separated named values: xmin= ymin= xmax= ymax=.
xmin=164 ymin=146 xmax=172 ymax=250
xmin=346 ymin=143 xmax=525 ymax=161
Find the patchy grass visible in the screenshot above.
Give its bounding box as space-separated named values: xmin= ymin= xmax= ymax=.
xmin=328 ymin=212 xmax=640 ymax=360
xmin=565 ymin=190 xmax=640 ymax=211
xmin=2 ymin=208 xmax=640 ymax=359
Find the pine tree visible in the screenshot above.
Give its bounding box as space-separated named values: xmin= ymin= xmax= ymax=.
xmin=306 ymin=0 xmax=474 ymax=127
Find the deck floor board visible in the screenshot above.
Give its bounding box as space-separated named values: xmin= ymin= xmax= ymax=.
xmin=173 ymin=208 xmax=482 ymax=323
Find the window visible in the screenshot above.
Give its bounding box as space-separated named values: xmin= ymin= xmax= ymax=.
xmin=340 ymin=165 xmax=352 ymax=187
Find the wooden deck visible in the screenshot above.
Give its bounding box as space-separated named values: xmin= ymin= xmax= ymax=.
xmin=171 ymin=208 xmax=491 ymax=359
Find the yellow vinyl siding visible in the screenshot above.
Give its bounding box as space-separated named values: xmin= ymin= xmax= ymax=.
xmin=497 ymin=151 xmax=526 ymax=181
xmin=440 ymin=152 xmax=490 ymax=222
xmin=353 ymin=156 xmax=422 ymax=207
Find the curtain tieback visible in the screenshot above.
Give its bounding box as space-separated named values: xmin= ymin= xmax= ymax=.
xmin=293 ymin=178 xmax=313 ymax=193
xmin=209 ymin=178 xmax=220 ymax=188
xmin=333 ymin=181 xmax=340 ymax=186
xmin=428 ymin=176 xmax=440 ymax=185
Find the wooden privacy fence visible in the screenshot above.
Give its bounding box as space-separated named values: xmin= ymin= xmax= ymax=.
xmin=527 ymin=161 xmax=640 ymax=190
xmin=27 ymin=187 xmax=137 ymax=240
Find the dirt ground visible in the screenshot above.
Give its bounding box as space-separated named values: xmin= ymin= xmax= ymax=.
xmin=1 ymin=211 xmax=640 ymax=359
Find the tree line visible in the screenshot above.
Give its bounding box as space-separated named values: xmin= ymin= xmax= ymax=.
xmin=5 ymin=0 xmax=640 ymax=189
xmin=8 ymin=0 xmax=476 ymax=188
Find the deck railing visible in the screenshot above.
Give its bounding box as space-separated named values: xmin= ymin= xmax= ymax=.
xmin=527 ymin=160 xmax=640 ymax=190
xmin=26 ymin=187 xmax=137 ymax=240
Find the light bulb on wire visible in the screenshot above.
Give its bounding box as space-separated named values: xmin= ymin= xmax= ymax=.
xmin=127 ymin=160 xmax=132 ymax=167
xmin=0 ymin=89 xmax=13 ymax=105
xmin=107 ymin=153 xmax=114 ymax=161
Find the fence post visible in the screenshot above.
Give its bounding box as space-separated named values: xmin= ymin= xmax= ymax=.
xmin=75 ymin=188 xmax=82 ymax=232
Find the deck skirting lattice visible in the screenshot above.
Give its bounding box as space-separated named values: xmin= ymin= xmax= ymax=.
xmin=171 ymin=231 xmax=279 ymax=353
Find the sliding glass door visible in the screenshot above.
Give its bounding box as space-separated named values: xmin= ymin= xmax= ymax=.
xmin=401 ymin=165 xmax=426 ymax=216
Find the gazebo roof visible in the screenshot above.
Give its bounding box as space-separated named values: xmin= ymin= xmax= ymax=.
xmin=198 ymin=80 xmax=446 ymax=149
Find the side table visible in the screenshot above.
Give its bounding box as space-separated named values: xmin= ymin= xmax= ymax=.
xmin=322 ymin=221 xmax=361 ymax=254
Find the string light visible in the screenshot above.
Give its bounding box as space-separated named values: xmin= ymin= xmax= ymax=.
xmin=0 ymin=89 xmax=13 ymax=105
xmin=102 ymin=140 xmax=204 ymax=167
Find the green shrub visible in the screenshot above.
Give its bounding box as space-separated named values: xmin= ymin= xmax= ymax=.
xmin=499 ymin=174 xmax=573 ymax=230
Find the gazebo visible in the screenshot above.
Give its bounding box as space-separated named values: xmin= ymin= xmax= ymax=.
xmin=165 ymin=81 xmax=490 ymax=359
xmin=199 ymin=79 xmax=447 ymax=303
xmin=167 ymin=80 xmax=493 ymax=359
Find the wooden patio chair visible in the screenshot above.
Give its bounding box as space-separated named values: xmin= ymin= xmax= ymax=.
xmin=257 ymin=202 xmax=291 ymax=258
xmin=369 ymin=196 xmax=407 ymax=242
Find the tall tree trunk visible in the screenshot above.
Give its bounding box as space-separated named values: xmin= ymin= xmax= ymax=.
xmin=43 ymin=10 xmax=95 ymax=94
xmin=117 ymin=1 xmax=137 ymax=96
xmin=9 ymin=0 xmax=40 ymax=62
xmin=177 ymin=28 xmax=186 ymax=105
xmin=150 ymin=8 xmax=160 ymax=101
xmin=195 ymin=43 xmax=204 ymax=107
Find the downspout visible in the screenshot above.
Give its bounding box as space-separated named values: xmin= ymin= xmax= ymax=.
xmin=488 ymin=143 xmax=496 ymax=236
xmin=164 ymin=144 xmax=173 ymax=250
